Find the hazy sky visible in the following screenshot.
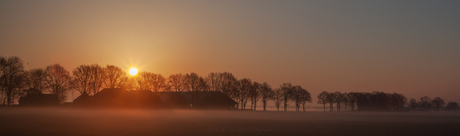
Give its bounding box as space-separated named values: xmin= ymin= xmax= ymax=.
xmin=1 ymin=1 xmax=459 ymax=102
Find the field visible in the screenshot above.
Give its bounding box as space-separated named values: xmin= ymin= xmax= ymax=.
xmin=1 ymin=108 xmax=459 ymax=136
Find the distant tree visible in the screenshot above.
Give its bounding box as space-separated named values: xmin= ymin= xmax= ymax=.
xmin=217 ymin=72 xmax=239 ymax=102
xmin=249 ymin=81 xmax=261 ymax=110
xmin=237 ymin=78 xmax=252 ymax=109
xmin=259 ymin=82 xmax=274 ymax=111
xmin=24 ymin=68 xmax=48 ymax=92
xmin=317 ymin=91 xmax=329 ymax=112
xmin=72 ymin=64 xmax=105 ymax=95
xmin=388 ymin=93 xmax=406 ymax=111
xmin=0 ymin=56 xmax=26 ymax=105
xmin=419 ymin=96 xmax=432 ymax=111
xmin=408 ymin=98 xmax=419 ymax=111
xmin=45 ymin=64 xmax=72 ymax=103
xmin=168 ymin=73 xmax=186 ymax=92
xmin=298 ymin=87 xmax=311 ymax=112
xmin=334 ymin=91 xmax=346 ymax=111
xmin=72 ymin=65 xmax=92 ymax=95
xmin=102 ymin=65 xmax=127 ymax=89
xmin=445 ymin=102 xmax=459 ymax=111
xmin=272 ymin=88 xmax=283 ymax=111
xmin=205 ymin=72 xmax=221 ymax=92
xmin=347 ymin=92 xmax=358 ymax=111
xmin=342 ymin=92 xmax=348 ymax=111
xmin=280 ymin=83 xmax=293 ymax=112
xmin=431 ymin=97 xmax=445 ymax=112
xmin=325 ymin=92 xmax=336 ymax=111
xmin=136 ymin=72 xmax=166 ymax=92
xmin=88 ymin=64 xmax=104 ymax=95
xmin=184 ymin=73 xmax=208 ymax=105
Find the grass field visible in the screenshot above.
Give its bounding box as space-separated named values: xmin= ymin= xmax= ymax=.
xmin=0 ymin=108 xmax=459 ymax=136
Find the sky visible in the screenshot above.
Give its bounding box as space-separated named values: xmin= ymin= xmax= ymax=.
xmin=1 ymin=0 xmax=459 ymax=103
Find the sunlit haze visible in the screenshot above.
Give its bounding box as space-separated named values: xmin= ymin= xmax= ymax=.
xmin=1 ymin=0 xmax=459 ymax=102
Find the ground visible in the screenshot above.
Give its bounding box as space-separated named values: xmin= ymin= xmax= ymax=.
xmin=0 ymin=108 xmax=459 ymax=136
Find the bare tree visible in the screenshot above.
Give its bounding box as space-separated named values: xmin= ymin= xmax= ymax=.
xmin=299 ymin=88 xmax=312 ymax=112
xmin=280 ymin=82 xmax=293 ymax=112
xmin=72 ymin=64 xmax=105 ymax=95
xmin=184 ymin=73 xmax=208 ymax=106
xmin=0 ymin=56 xmax=25 ymax=105
xmin=291 ymin=85 xmax=311 ymax=112
xmin=431 ymin=97 xmax=445 ymax=112
xmin=102 ymin=65 xmax=127 ymax=89
xmin=136 ymin=72 xmax=166 ymax=92
xmin=259 ymin=82 xmax=274 ymax=111
xmin=326 ymin=92 xmax=336 ymax=111
xmin=408 ymin=98 xmax=418 ymax=111
xmin=72 ymin=65 xmax=92 ymax=95
xmin=237 ymin=78 xmax=252 ymax=109
xmin=45 ymin=64 xmax=72 ymax=103
xmin=205 ymin=72 xmax=221 ymax=92
xmin=168 ymin=73 xmax=186 ymax=92
xmin=445 ymin=102 xmax=459 ymax=111
xmin=317 ymin=91 xmax=328 ymax=112
xmin=249 ymin=81 xmax=261 ymax=110
xmin=24 ymin=68 xmax=48 ymax=93
xmin=419 ymin=96 xmax=432 ymax=111
xmin=217 ymin=72 xmax=239 ymax=102
xmin=334 ymin=91 xmax=345 ymax=111
xmin=272 ymin=88 xmax=283 ymax=111
xmin=347 ymin=92 xmax=358 ymax=111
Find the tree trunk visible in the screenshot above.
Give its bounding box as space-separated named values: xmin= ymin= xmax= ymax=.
xmin=323 ymin=104 xmax=326 ymax=112
xmin=302 ymin=104 xmax=305 ymax=112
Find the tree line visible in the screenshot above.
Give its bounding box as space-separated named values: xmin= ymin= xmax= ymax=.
xmin=317 ymin=91 xmax=459 ymax=112
xmin=2 ymin=56 xmax=459 ymax=112
xmin=0 ymin=56 xmax=312 ymax=111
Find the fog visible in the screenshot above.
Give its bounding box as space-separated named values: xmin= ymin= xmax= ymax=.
xmin=1 ymin=108 xmax=459 ymax=136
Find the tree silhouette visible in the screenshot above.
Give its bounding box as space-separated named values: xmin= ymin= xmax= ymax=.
xmin=45 ymin=64 xmax=72 ymax=103
xmin=445 ymin=102 xmax=459 ymax=111
xmin=290 ymin=86 xmax=310 ymax=112
xmin=408 ymin=98 xmax=418 ymax=111
xmin=419 ymin=96 xmax=432 ymax=111
xmin=280 ymin=83 xmax=293 ymax=112
xmin=0 ymin=56 xmax=25 ymax=105
xmin=72 ymin=64 xmax=105 ymax=95
xmin=259 ymin=82 xmax=273 ymax=111
xmin=317 ymin=91 xmax=328 ymax=112
xmin=24 ymin=68 xmax=48 ymax=92
xmin=347 ymin=92 xmax=358 ymax=111
xmin=184 ymin=73 xmax=208 ymax=106
xmin=334 ymin=91 xmax=346 ymax=111
xmin=168 ymin=73 xmax=186 ymax=92
xmin=102 ymin=65 xmax=127 ymax=89
xmin=325 ymin=92 xmax=336 ymax=111
xmin=72 ymin=65 xmax=93 ymax=95
xmin=136 ymin=72 xmax=166 ymax=92
xmin=205 ymin=72 xmax=221 ymax=92
xmin=431 ymin=97 xmax=445 ymax=112
xmin=237 ymin=78 xmax=252 ymax=109
xmin=272 ymin=88 xmax=283 ymax=111
xmin=249 ymin=81 xmax=261 ymax=110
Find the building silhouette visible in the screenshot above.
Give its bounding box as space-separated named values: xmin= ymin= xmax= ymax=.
xmin=73 ymin=88 xmax=237 ymax=109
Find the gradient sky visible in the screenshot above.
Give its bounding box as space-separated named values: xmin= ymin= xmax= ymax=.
xmin=1 ymin=1 xmax=459 ymax=102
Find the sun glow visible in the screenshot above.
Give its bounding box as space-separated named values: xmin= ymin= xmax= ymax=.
xmin=129 ymin=67 xmax=138 ymax=76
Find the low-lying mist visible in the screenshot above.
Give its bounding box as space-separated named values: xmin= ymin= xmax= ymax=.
xmin=1 ymin=108 xmax=459 ymax=136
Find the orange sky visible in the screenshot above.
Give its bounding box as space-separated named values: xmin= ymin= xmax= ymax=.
xmin=1 ymin=1 xmax=459 ymax=103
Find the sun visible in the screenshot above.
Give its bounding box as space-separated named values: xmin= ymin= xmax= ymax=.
xmin=129 ymin=67 xmax=138 ymax=76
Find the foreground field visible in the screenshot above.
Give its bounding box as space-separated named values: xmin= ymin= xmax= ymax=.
xmin=0 ymin=108 xmax=459 ymax=136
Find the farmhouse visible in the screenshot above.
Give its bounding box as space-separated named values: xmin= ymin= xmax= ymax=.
xmin=73 ymin=88 xmax=237 ymax=109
